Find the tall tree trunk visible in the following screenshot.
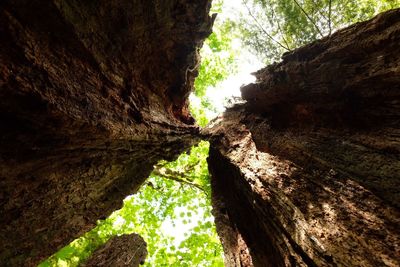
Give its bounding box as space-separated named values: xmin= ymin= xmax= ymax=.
xmin=207 ymin=9 xmax=400 ymax=267
xmin=83 ymin=234 xmax=147 ymax=267
xmin=0 ymin=0 xmax=213 ymax=265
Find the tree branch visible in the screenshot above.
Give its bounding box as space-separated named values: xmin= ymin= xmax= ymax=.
xmin=292 ymin=0 xmax=324 ymax=37
xmin=328 ymin=0 xmax=332 ymax=36
xmin=152 ymin=165 xmax=208 ymax=196
xmin=311 ymin=0 xmax=328 ymax=21
xmin=242 ymin=0 xmax=290 ymax=51
xmin=269 ymin=1 xmax=292 ymax=51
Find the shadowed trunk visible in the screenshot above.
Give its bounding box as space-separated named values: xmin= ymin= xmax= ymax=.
xmin=0 ymin=0 xmax=213 ymax=265
xmin=83 ymin=234 xmax=147 ymax=267
xmin=207 ymin=8 xmax=400 ymax=267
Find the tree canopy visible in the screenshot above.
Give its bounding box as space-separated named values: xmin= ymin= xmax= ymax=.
xmin=237 ymin=0 xmax=399 ymax=63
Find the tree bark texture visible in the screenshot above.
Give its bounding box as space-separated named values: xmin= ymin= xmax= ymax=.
xmin=0 ymin=0 xmax=213 ymax=265
xmin=207 ymin=9 xmax=400 ymax=267
xmin=83 ymin=233 xmax=147 ymax=267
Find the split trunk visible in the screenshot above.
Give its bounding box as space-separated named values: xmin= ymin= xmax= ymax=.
xmin=0 ymin=1 xmax=399 ymax=266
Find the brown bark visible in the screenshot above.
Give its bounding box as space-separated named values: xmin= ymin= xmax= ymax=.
xmin=212 ymin=180 xmax=254 ymax=267
xmin=83 ymin=234 xmax=147 ymax=267
xmin=0 ymin=0 xmax=212 ymax=265
xmin=207 ymin=9 xmax=400 ymax=267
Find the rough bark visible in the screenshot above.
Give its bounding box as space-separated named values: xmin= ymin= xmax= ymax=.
xmin=207 ymin=9 xmax=400 ymax=267
xmin=83 ymin=234 xmax=147 ymax=267
xmin=212 ymin=180 xmax=254 ymax=267
xmin=0 ymin=0 xmax=212 ymax=265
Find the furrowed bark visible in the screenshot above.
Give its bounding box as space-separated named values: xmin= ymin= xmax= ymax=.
xmin=83 ymin=234 xmax=147 ymax=267
xmin=207 ymin=8 xmax=400 ymax=267
xmin=0 ymin=0 xmax=213 ymax=265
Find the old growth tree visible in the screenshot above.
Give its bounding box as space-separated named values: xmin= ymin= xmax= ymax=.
xmin=0 ymin=0 xmax=399 ymax=266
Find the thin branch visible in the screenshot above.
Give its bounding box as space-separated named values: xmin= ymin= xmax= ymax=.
xmin=310 ymin=0 xmax=331 ymax=36
xmin=328 ymin=0 xmax=332 ymax=36
xmin=152 ymin=166 xmax=208 ymax=196
xmin=242 ymin=0 xmax=290 ymax=51
xmin=311 ymin=0 xmax=328 ymax=21
xmin=163 ymin=174 xmax=207 ymax=195
xmin=292 ymin=0 xmax=324 ymax=37
xmin=269 ymin=1 xmax=292 ymax=50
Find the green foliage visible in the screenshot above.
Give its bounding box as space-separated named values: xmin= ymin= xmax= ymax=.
xmin=190 ymin=0 xmax=239 ymax=127
xmin=237 ymin=0 xmax=400 ymax=63
xmin=194 ymin=25 xmax=238 ymax=98
xmin=39 ymin=142 xmax=224 ymax=267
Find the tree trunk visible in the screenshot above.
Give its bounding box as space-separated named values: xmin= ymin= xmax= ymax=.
xmin=83 ymin=234 xmax=147 ymax=267
xmin=207 ymin=9 xmax=400 ymax=267
xmin=0 ymin=0 xmax=213 ymax=265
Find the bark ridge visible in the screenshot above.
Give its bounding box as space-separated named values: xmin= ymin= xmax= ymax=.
xmin=207 ymin=8 xmax=400 ymax=267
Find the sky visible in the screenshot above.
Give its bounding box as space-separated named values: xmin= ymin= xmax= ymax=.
xmin=190 ymin=0 xmax=263 ymax=118
xmin=204 ymin=47 xmax=263 ymax=113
